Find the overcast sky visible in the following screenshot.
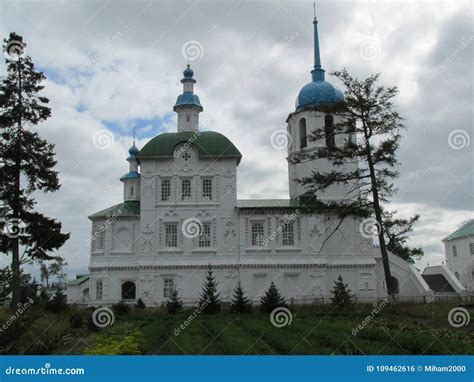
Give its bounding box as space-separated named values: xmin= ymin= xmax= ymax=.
xmin=1 ymin=0 xmax=472 ymax=277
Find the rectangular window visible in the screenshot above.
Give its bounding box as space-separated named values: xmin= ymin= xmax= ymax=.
xmin=282 ymin=222 xmax=295 ymax=246
xmin=96 ymin=280 xmax=103 ymax=300
xmin=161 ymin=179 xmax=171 ymax=201
xmin=252 ymin=223 xmax=265 ymax=246
xmin=199 ymin=223 xmax=212 ymax=247
xmin=181 ymin=179 xmax=191 ymax=201
xmin=452 ymin=245 xmax=457 ymax=257
xmin=202 ymin=178 xmax=212 ymax=201
xmin=470 ymin=243 xmax=474 ymax=255
xmin=165 ymin=224 xmax=178 ymax=247
xmin=163 ymin=278 xmax=175 ymax=299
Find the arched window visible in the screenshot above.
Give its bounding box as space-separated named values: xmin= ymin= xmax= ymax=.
xmin=131 ymin=186 xmax=134 ymax=196
xmin=324 ymin=114 xmax=335 ymax=147
xmin=299 ymin=118 xmax=307 ymax=148
xmin=121 ymin=281 xmax=136 ymax=300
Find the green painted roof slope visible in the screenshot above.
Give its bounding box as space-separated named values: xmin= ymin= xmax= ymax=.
xmin=88 ymin=201 xmax=140 ymax=220
xmin=443 ymin=219 xmax=474 ymax=242
xmin=138 ymin=131 xmax=242 ymax=164
xmin=68 ymin=275 xmax=89 ymax=286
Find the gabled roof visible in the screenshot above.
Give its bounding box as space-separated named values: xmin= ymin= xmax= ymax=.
xmin=68 ymin=275 xmax=89 ymax=286
xmin=443 ymin=219 xmax=474 ymax=242
xmin=88 ymin=201 xmax=140 ymax=220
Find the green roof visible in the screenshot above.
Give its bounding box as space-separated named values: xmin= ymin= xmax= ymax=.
xmin=137 ymin=131 xmax=242 ymax=164
xmin=443 ymin=219 xmax=474 ymax=242
xmin=68 ymin=275 xmax=89 ymax=286
xmin=88 ymin=201 xmax=140 ymax=220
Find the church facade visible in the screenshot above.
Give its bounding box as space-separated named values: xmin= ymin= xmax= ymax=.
xmin=67 ymin=16 xmax=431 ymax=306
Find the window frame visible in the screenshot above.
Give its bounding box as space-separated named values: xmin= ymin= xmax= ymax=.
xmin=251 ymin=222 xmax=265 ymax=246
xmin=165 ymin=223 xmax=178 ymax=248
xmin=181 ymin=178 xmax=192 ymax=201
xmin=163 ymin=278 xmax=175 ymax=299
xmin=198 ymin=223 xmax=212 ymax=247
xmin=96 ymin=280 xmax=103 ymax=300
xmin=161 ymin=178 xmax=171 ymax=202
xmin=202 ymin=178 xmax=213 ymax=201
xmin=281 ymin=221 xmax=295 ymax=246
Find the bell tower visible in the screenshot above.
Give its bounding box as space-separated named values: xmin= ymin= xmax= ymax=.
xmin=286 ymin=14 xmax=355 ymax=202
xmin=173 ymin=65 xmax=203 ymax=133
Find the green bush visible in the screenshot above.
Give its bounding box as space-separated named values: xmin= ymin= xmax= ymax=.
xmin=135 ymin=298 xmax=146 ymax=310
xmin=84 ymin=332 xmax=144 ymax=355
xmin=166 ymin=290 xmax=183 ymax=314
xmin=112 ymin=300 xmax=130 ymax=315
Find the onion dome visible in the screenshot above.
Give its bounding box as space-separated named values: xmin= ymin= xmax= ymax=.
xmin=295 ymin=16 xmax=344 ymax=111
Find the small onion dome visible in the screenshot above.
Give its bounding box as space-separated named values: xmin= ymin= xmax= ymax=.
xmin=183 ymin=65 xmax=194 ymax=79
xmin=129 ymin=144 xmax=139 ymax=156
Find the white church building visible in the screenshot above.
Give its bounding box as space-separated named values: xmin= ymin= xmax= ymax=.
xmin=67 ymin=16 xmax=432 ymax=306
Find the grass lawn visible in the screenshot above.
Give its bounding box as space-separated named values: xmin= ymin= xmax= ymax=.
xmin=1 ymin=302 xmax=472 ymax=355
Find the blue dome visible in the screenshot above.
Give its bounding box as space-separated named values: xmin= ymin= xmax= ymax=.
xmin=183 ymin=65 xmax=194 ymax=79
xmin=295 ymin=80 xmax=344 ymax=110
xmin=174 ymin=92 xmax=203 ymax=110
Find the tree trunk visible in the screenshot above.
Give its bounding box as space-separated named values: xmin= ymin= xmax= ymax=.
xmin=11 ymin=57 xmax=22 ymax=307
xmin=363 ymin=121 xmax=394 ymax=297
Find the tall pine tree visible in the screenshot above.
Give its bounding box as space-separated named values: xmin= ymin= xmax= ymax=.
xmin=198 ymin=264 xmax=221 ymax=314
xmin=260 ymin=282 xmax=287 ymax=313
xmin=330 ymin=275 xmax=353 ymax=306
xmin=0 ymin=33 xmax=69 ymax=306
xmin=293 ymin=69 xmax=418 ymax=296
xmin=231 ymin=282 xmax=252 ymax=313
